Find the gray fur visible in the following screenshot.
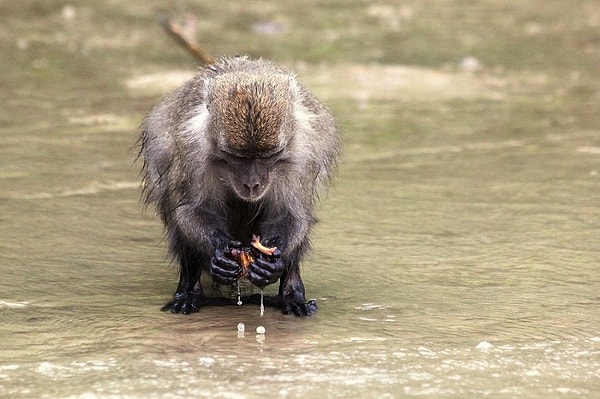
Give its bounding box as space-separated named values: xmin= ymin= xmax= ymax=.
xmin=137 ymin=56 xmax=340 ymax=315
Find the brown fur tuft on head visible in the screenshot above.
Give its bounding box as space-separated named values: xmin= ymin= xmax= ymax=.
xmin=208 ymin=72 xmax=293 ymax=157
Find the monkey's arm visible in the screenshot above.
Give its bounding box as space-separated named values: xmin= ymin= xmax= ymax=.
xmin=167 ymin=200 xmax=242 ymax=283
xmin=170 ymin=202 xmax=230 ymax=252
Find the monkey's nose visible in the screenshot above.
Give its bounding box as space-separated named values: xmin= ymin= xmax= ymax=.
xmin=239 ymin=178 xmax=266 ymax=201
xmin=244 ymin=182 xmax=261 ymax=193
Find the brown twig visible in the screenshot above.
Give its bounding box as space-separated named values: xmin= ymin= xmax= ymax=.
xmin=157 ymin=14 xmax=214 ymax=65
xmin=251 ymin=235 xmax=277 ymax=256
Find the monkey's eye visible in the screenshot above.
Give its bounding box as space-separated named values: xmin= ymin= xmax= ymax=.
xmin=266 ymin=148 xmax=285 ymax=160
xmin=262 ymin=149 xmax=288 ymax=167
xmin=220 ymin=147 xmax=285 ymax=163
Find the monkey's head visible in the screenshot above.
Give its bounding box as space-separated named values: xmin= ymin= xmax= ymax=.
xmin=206 ymin=72 xmax=299 ymax=202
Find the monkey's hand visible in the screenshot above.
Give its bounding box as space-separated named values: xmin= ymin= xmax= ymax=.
xmin=247 ymin=238 xmax=284 ymax=288
xmin=210 ymin=240 xmax=244 ymax=285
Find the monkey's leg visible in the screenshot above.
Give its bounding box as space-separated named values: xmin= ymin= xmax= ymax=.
xmin=162 ymin=234 xmax=205 ymax=314
xmin=278 ymin=264 xmax=317 ymax=317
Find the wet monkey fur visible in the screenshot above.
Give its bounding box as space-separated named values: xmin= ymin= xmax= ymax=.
xmin=138 ymin=57 xmax=340 ymax=316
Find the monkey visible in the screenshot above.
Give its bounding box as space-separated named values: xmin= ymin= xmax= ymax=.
xmin=138 ymin=56 xmax=340 ymax=317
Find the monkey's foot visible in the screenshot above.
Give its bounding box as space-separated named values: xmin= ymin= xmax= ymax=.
xmin=282 ymin=295 xmax=318 ymax=317
xmin=161 ymin=290 xmax=204 ymax=315
xmin=242 ymin=294 xmax=317 ymax=316
xmin=162 ymin=292 xmax=239 ymax=314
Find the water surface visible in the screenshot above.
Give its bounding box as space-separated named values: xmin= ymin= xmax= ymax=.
xmin=1 ymin=1 xmax=599 ymax=398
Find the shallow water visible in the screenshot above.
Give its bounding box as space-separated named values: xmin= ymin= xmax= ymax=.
xmin=1 ymin=2 xmax=599 ymax=398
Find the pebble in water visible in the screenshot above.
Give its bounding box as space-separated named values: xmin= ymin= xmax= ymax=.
xmin=476 ymin=341 xmax=494 ymax=351
xmin=236 ymin=322 xmax=245 ymax=339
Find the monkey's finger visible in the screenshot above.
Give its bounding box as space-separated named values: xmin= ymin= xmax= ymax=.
xmin=210 ymin=257 xmax=241 ymax=284
xmin=210 ymin=263 xmax=239 ymax=278
xmin=283 ymin=301 xmax=305 ymax=317
xmin=252 ymin=256 xmax=284 ymax=274
xmin=214 ymin=249 xmax=242 ymax=269
xmin=262 ymin=236 xmax=280 ymax=248
xmin=180 ymin=297 xmax=201 ymax=315
xmin=246 ymin=267 xmax=273 ymax=285
xmin=169 ymin=301 xmax=183 ymax=314
xmin=210 ymin=269 xmax=239 ymax=285
xmin=248 ymin=262 xmax=283 ymax=286
xmin=228 ymin=240 xmax=244 ymax=249
xmin=247 ymin=264 xmax=282 ymax=287
xmin=282 ymin=292 xmax=315 ymax=317
xmin=165 ymin=291 xmax=203 ymax=314
xmin=272 ymin=248 xmax=282 ymax=257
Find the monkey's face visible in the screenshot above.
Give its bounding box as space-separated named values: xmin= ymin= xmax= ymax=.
xmin=220 ymin=152 xmax=285 ymax=202
xmin=208 ymin=74 xmax=295 ymax=202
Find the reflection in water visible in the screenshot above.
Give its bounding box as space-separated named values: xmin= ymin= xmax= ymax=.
xmin=1 ymin=2 xmax=599 ymax=398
